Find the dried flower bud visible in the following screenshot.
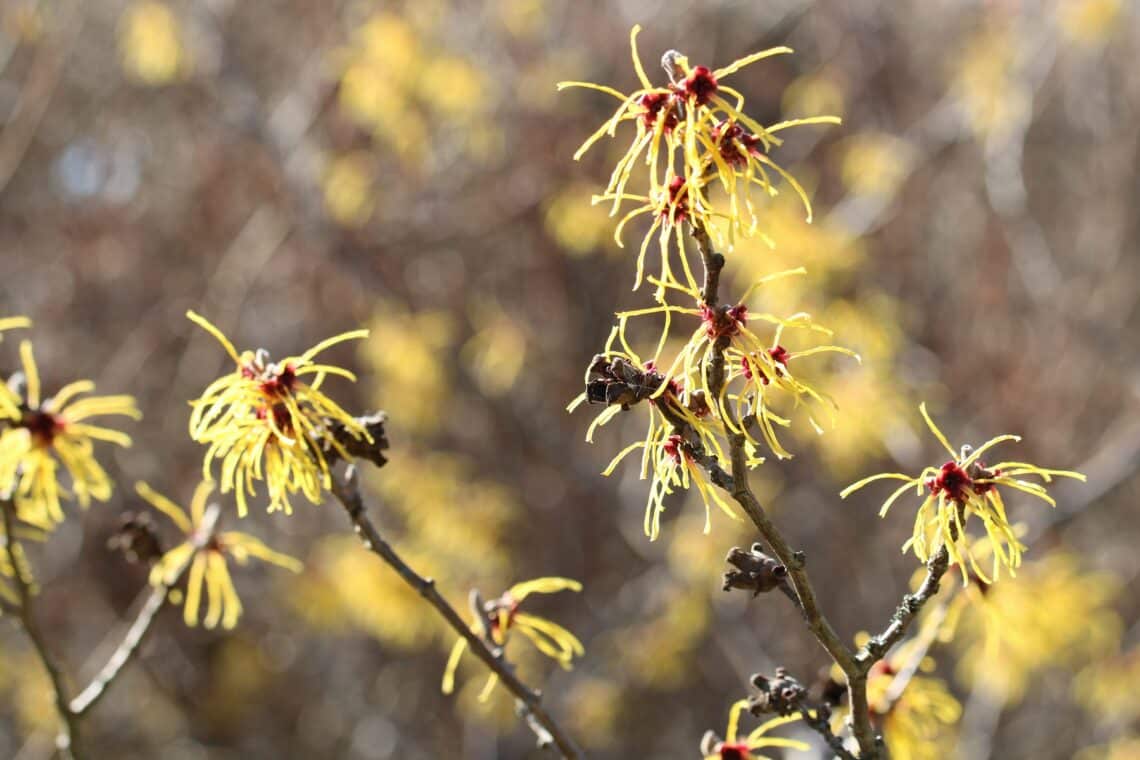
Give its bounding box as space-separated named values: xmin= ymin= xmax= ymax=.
xmin=749 ymin=667 xmax=806 ymax=716
xmin=722 ymin=544 xmax=788 ymax=597
xmin=107 ymin=511 xmax=164 ymax=565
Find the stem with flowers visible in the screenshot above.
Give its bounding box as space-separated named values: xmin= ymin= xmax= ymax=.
xmin=328 ymin=462 xmax=582 ymax=758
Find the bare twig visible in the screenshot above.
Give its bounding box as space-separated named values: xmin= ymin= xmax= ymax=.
xmin=329 ymin=464 xmax=583 ymax=759
xmin=2 ymin=499 xmax=80 ymax=759
xmin=68 ymin=585 xmax=167 ymax=716
xmin=856 ymin=546 xmax=951 ymax=672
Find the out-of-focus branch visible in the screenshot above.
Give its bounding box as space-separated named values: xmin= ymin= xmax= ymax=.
xmin=2 ymin=499 xmax=80 ymax=759
xmin=328 ymin=463 xmax=583 ymax=759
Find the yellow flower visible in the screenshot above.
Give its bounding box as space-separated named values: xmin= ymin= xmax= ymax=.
xmin=442 ymin=577 xmax=583 ymax=701
xmin=140 ymin=480 xmax=301 ymax=629
xmin=700 ymin=699 xmax=808 ymax=759
xmin=560 ymin=25 xmax=839 ymax=283
xmin=0 ymin=340 xmax=139 ymax=526
xmin=186 ymin=311 xmax=370 ymax=516
xmin=571 ymin=346 xmax=737 ymax=540
xmin=841 ymin=403 xmax=1086 ymax=584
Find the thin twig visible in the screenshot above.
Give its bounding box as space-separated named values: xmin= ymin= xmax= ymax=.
xmin=329 ymin=464 xmax=583 ymax=759
xmin=68 ymin=585 xmax=168 ymax=716
xmin=856 ymin=546 xmax=951 ymax=672
xmin=2 ymin=499 xmax=80 ymax=759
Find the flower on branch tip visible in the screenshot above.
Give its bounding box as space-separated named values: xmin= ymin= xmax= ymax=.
xmin=559 ymin=25 xmax=839 ymax=287
xmin=699 ymin=699 xmax=808 ymax=760
xmin=139 ymin=480 xmax=302 ymax=629
xmin=442 ymin=577 xmax=584 ymax=701
xmin=0 ymin=340 xmax=140 ymax=527
xmin=840 ymin=403 xmax=1086 ymax=584
xmin=186 ymin=311 xmax=371 ymax=517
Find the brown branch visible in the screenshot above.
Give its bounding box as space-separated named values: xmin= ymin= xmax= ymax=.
xmin=687 ymin=222 xmax=882 ymax=758
xmin=329 ymin=464 xmax=583 ymax=759
xmin=856 ymin=545 xmax=951 ymax=673
xmin=2 ymin=500 xmax=80 ymax=759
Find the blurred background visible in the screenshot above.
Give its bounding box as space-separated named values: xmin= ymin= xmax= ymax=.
xmin=1 ymin=0 xmax=1138 ymax=757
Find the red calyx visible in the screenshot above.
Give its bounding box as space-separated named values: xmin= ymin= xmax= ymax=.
xmin=22 ymin=410 xmax=64 ymax=446
xmin=259 ymin=363 xmax=297 ymax=397
xmin=711 ymin=120 xmax=763 ymax=167
xmin=662 ymin=176 xmax=691 ymax=223
xmin=701 ymin=303 xmax=747 ymax=339
xmin=682 ymin=65 xmax=719 ymax=106
xmin=638 ymin=91 xmax=679 ymax=131
xmin=717 ymin=743 xmax=751 ymax=760
xmin=663 ymin=433 xmax=686 ymax=463
xmin=926 ymin=460 xmax=972 ymax=502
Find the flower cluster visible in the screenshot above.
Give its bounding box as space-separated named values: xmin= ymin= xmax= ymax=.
xmin=841 ymin=403 xmax=1085 ymax=583
xmin=442 ymin=577 xmax=584 ymax=701
xmin=187 ymin=311 xmax=372 ymax=516
xmin=560 ymin=26 xmax=839 ymax=296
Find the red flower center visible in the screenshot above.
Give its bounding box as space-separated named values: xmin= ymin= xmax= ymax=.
xmin=21 ymin=409 xmax=64 ymax=446
xmin=701 ymin=303 xmax=747 ymax=339
xmin=638 ymin=91 xmax=679 ymax=131
xmin=682 ymin=65 xmax=719 ymax=106
xmin=259 ymin=363 xmax=297 ymax=396
xmin=717 ymin=742 xmax=752 ymax=760
xmin=711 ymin=120 xmax=763 ymax=167
xmin=925 ymin=460 xmax=972 ymax=502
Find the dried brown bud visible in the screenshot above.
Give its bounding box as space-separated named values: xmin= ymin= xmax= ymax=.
xmin=749 ymin=667 xmax=806 ymax=716
xmin=107 ymin=511 xmax=163 ymax=565
xmin=722 ymin=544 xmax=788 ymax=597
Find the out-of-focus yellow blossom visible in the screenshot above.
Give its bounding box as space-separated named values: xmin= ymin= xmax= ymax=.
xmin=1076 ymin=737 xmax=1140 ymax=760
xmin=0 ymin=651 xmax=56 ymax=734
xmin=461 ymin=300 xmax=527 ymax=397
xmin=544 ymin=184 xmax=616 ymax=257
xmin=323 ymin=152 xmax=375 ymax=228
xmin=944 ymin=552 xmax=1120 ymax=700
xmin=701 ymin=699 xmax=807 ymax=759
xmin=442 ymin=577 xmax=583 ymax=701
xmin=0 ymin=340 xmax=139 ymax=526
xmin=838 ymin=132 xmax=914 ymax=198
xmin=496 ymin=0 xmax=545 ymax=39
xmin=565 ymin=676 xmax=624 ymax=749
xmin=866 ymin=657 xmax=961 ymax=760
xmin=952 ymin=25 xmax=1030 ymax=140
xmin=119 ymin=1 xmax=186 ymax=86
xmin=186 ymin=311 xmax=370 ymax=516
xmin=362 ymin=304 xmax=454 ymax=436
xmin=335 ymin=13 xmax=497 ymax=168
xmin=606 ymin=589 xmax=709 ymax=689
xmin=841 ymin=403 xmax=1085 ymax=584
xmin=140 ymin=480 xmax=301 ymax=629
xmin=1058 ymin=0 xmax=1123 ymax=46
xmin=286 ymin=535 xmax=444 ymax=649
xmin=1076 ymin=645 xmax=1140 ymax=724
xmin=781 ymin=73 xmax=845 ymax=121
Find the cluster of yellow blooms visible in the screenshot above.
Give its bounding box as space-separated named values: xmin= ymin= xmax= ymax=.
xmin=563 ymin=25 xmax=1089 ymax=757
xmin=564 ymin=29 xmax=857 ymax=542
